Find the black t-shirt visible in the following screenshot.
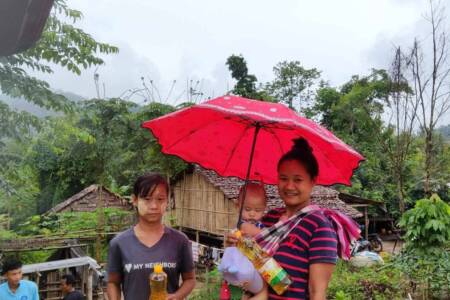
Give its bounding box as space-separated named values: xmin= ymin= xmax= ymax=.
xmin=63 ymin=290 xmax=85 ymax=300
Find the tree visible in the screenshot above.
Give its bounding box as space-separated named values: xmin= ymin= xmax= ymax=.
xmin=23 ymin=99 xmax=188 ymax=214
xmin=381 ymin=48 xmax=419 ymax=213
xmin=405 ymin=0 xmax=450 ymax=194
xmin=226 ymin=54 xmax=273 ymax=101
xmin=266 ymin=61 xmax=321 ymax=112
xmin=0 ymin=0 xmax=118 ymax=139
xmin=311 ymin=71 xmax=396 ymax=207
xmin=0 ymin=137 xmax=40 ymax=228
xmin=0 ymin=0 xmax=118 ymax=204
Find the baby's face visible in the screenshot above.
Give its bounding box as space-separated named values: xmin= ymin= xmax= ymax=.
xmin=241 ymin=192 xmax=266 ymax=223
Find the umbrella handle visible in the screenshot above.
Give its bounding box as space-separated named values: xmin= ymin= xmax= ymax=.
xmin=237 ymin=123 xmax=261 ymax=228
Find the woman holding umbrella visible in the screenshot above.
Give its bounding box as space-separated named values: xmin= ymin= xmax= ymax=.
xmin=230 ymin=138 xmax=352 ymax=300
xmin=143 ymin=95 xmax=362 ymax=299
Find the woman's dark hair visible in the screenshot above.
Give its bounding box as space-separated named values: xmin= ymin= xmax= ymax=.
xmin=1 ymin=258 xmax=22 ymax=275
xmin=277 ymin=138 xmax=319 ymax=180
xmin=62 ymin=274 xmax=76 ymax=286
xmin=133 ymin=173 xmax=169 ymax=198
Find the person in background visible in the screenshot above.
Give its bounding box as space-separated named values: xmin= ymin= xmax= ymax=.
xmin=0 ymin=258 xmax=39 ymax=300
xmin=61 ymin=274 xmax=84 ymax=300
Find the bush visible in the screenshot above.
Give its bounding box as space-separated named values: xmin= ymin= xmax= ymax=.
xmin=393 ymin=248 xmax=450 ymax=299
xmin=398 ymin=194 xmax=450 ymax=251
xmin=395 ymin=194 xmax=450 ymax=299
xmin=327 ymin=260 xmax=407 ymax=299
xmin=0 ymin=229 xmax=16 ymax=239
xmin=191 ymin=268 xmax=245 ymax=300
xmin=15 ymin=208 xmax=134 ymax=237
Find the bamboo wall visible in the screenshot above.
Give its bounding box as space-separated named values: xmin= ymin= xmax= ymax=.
xmin=169 ymin=172 xmax=238 ymax=236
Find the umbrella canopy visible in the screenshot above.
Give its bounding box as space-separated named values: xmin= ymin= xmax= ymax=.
xmin=142 ymin=95 xmax=364 ymax=186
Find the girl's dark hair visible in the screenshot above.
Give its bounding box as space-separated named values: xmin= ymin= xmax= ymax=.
xmin=133 ymin=173 xmax=169 ymax=198
xmin=277 ymin=138 xmax=319 ymax=180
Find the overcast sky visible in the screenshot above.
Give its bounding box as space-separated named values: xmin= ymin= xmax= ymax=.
xmin=39 ymin=0 xmax=440 ymax=106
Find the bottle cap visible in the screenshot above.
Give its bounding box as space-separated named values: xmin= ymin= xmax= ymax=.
xmin=154 ymin=264 xmax=163 ymax=273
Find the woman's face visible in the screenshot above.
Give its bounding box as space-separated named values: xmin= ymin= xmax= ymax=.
xmin=133 ymin=184 xmax=168 ymax=224
xmin=278 ymin=159 xmax=315 ymax=210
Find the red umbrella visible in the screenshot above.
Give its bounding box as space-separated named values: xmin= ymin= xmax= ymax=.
xmin=142 ymin=95 xmax=364 ymax=186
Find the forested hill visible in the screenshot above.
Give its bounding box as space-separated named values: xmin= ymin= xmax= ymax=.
xmin=0 ymin=91 xmax=86 ymax=118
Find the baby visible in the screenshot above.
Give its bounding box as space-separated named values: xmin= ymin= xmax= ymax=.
xmin=219 ymin=183 xmax=268 ymax=300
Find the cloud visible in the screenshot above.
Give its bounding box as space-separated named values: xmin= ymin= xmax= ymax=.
xmin=41 ymin=0 xmax=450 ymax=103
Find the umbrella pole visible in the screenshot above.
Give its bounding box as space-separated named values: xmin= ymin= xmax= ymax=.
xmin=237 ymin=123 xmax=261 ymax=228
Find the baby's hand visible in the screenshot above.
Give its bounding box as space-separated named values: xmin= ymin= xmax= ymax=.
xmin=224 ymin=230 xmax=239 ymax=247
xmin=241 ymin=223 xmax=261 ymax=237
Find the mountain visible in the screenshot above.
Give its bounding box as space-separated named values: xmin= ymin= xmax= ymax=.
xmin=0 ymin=91 xmax=86 ymax=118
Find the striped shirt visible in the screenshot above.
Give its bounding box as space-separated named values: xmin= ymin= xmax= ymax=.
xmin=261 ymin=208 xmax=338 ymax=300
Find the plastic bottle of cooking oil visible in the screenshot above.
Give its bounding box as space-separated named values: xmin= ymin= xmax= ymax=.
xmin=235 ymin=230 xmax=291 ymax=295
xmin=149 ymin=264 xmax=167 ymax=300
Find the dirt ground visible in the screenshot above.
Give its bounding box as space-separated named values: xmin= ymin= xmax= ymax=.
xmin=382 ymin=240 xmax=404 ymax=254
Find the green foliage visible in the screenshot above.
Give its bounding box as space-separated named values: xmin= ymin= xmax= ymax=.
xmin=437 ymin=124 xmax=450 ymax=141
xmin=0 ymin=0 xmax=118 ymax=217
xmin=0 ymin=97 xmax=188 ymax=224
xmin=225 ymin=54 xmax=272 ymax=101
xmin=328 ymin=260 xmax=407 ymax=299
xmin=394 ymin=194 xmax=450 ymax=298
xmin=312 ymin=71 xmax=398 ymax=211
xmin=16 ymin=208 xmax=134 ymax=237
xmin=0 ymin=139 xmax=40 ymax=227
xmin=393 ymin=248 xmax=450 ymax=298
xmin=28 ymin=116 xmax=97 ymax=213
xmin=191 ymin=268 xmax=243 ymax=300
xmin=0 ymin=229 xmax=16 ymax=239
xmin=398 ymin=194 xmax=450 ymax=250
xmin=19 ymin=250 xmax=54 ymax=265
xmin=266 ymin=60 xmax=321 ymax=111
xmin=0 ymin=0 xmax=118 ymax=137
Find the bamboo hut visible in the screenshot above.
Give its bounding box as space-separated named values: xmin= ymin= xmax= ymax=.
xmin=46 ymin=184 xmax=131 ymax=214
xmin=169 ymin=166 xmax=362 ymax=239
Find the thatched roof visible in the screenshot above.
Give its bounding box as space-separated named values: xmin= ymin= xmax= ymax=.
xmin=46 ymin=184 xmax=130 ymax=214
xmin=194 ymin=165 xmax=362 ymax=219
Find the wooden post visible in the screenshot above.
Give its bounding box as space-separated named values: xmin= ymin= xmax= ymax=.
xmin=364 ymin=206 xmax=369 ymax=240
xmin=87 ymin=269 xmax=93 ymax=300
xmin=96 ymin=185 xmax=104 ymax=262
xmin=81 ymin=266 xmax=86 ymax=295
xmin=35 ymin=272 xmax=40 ymax=296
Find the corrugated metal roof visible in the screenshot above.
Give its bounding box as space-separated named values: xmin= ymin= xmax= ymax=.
xmin=22 ymin=257 xmax=101 ymax=275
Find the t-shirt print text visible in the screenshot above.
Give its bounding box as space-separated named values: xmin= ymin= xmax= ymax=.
xmin=124 ymin=262 xmax=177 ymax=273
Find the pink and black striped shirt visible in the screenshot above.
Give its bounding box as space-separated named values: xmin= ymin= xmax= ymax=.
xmin=261 ymin=208 xmax=338 ymax=300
